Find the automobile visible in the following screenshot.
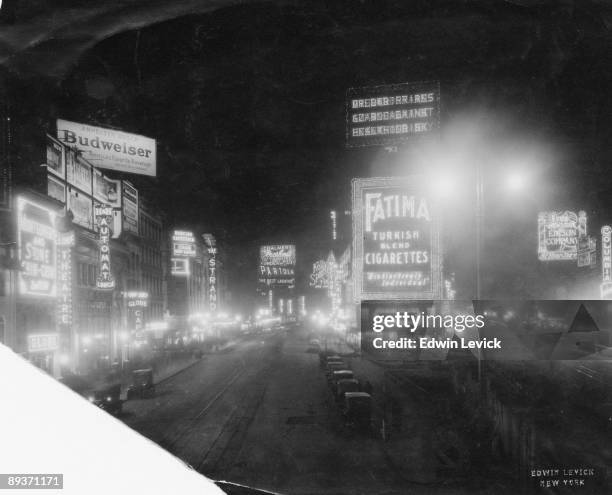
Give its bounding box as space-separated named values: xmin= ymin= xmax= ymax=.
xmin=126 ymin=368 xmax=155 ymax=399
xmin=335 ymin=378 xmax=360 ymax=401
xmin=319 ymin=351 xmax=342 ymax=368
xmin=307 ymin=339 xmax=321 ymax=353
xmin=330 ymin=370 xmax=354 ymax=393
xmin=325 ymin=361 xmax=346 ymax=380
xmin=342 ymin=392 xmax=372 ymax=430
xmin=86 ymin=383 xmax=123 ymax=415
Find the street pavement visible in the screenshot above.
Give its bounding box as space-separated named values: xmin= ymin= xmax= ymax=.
xmin=121 ymin=326 xmax=516 ymax=495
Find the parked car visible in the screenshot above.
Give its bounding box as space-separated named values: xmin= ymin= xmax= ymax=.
xmin=335 ymin=378 xmax=360 ymax=401
xmin=330 ymin=370 xmax=354 ymax=393
xmin=325 ymin=361 xmax=346 ymax=379
xmin=126 ymin=368 xmax=155 ymax=399
xmin=342 ymin=392 xmax=372 ymax=430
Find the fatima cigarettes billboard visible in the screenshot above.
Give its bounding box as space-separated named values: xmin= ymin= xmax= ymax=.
xmin=352 ymin=177 xmax=442 ymax=300
xmin=56 ymin=119 xmax=156 ymax=177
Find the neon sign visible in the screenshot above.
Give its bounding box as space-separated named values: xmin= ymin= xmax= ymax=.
xmin=601 ymin=226 xmax=612 ymax=299
xmin=95 ymin=205 xmax=115 ymax=290
xmin=310 ymin=260 xmax=330 ymax=289
xmin=259 ymin=245 xmax=296 ymax=288
xmin=538 ymin=211 xmax=587 ymax=261
xmin=352 ymin=177 xmax=441 ymax=301
xmin=57 ymin=231 xmax=74 ymax=327
xmin=17 ymin=196 xmax=57 ymax=297
xmin=208 ymin=246 xmax=217 ymax=312
xmin=172 ymin=230 xmax=196 ymax=257
xmin=171 ymin=258 xmax=189 ymax=276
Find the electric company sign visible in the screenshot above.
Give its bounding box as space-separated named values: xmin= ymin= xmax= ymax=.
xmin=95 ymin=205 xmax=115 ymax=290
xmin=538 ymin=211 xmax=587 ymax=261
xmin=17 ymin=196 xmax=58 ymax=298
xmin=352 ymin=177 xmax=441 ymax=301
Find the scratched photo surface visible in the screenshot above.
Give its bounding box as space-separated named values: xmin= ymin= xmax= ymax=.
xmin=1 ymin=1 xmax=611 ymax=494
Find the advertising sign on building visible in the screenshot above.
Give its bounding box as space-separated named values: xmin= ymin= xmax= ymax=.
xmin=47 ymin=176 xmax=66 ymax=204
xmin=259 ymin=244 xmax=296 ymax=288
xmin=122 ymin=181 xmax=139 ymax=234
xmin=577 ymin=235 xmax=597 ymax=268
xmin=93 ymin=171 xmax=120 ymax=208
xmin=17 ymin=196 xmax=57 ymax=298
xmin=27 ymin=333 xmax=59 ymax=353
xmin=204 ymin=234 xmax=218 ymax=312
xmin=66 ymin=154 xmax=92 ymax=195
xmin=171 ymin=258 xmax=189 ymax=276
xmin=172 ymin=230 xmax=196 ymax=257
xmin=67 ymin=188 xmax=93 ymax=230
xmin=57 ymin=119 xmax=157 ymax=177
xmin=346 ymin=81 xmax=440 ymax=148
xmin=46 ymin=137 xmax=65 ymax=178
xmin=538 ymin=211 xmax=587 ymax=261
xmin=352 ymin=177 xmax=441 ymax=301
xmin=601 ymin=226 xmax=612 ymax=299
xmin=95 ymin=205 xmax=115 ymax=290
xmin=124 ymin=291 xmax=149 ymax=308
xmin=309 ymin=260 xmax=330 ymax=289
xmin=57 ymin=231 xmax=74 ymax=328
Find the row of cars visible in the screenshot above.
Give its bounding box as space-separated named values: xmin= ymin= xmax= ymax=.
xmin=320 ymin=352 xmax=372 ymax=430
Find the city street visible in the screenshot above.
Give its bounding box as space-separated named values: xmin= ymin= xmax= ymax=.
xmin=122 ymin=325 xmax=514 ymax=495
xmin=3 ymin=3 xmax=612 ymax=494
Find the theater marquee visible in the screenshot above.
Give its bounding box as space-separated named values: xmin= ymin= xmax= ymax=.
xmin=352 ymin=177 xmax=442 ymax=301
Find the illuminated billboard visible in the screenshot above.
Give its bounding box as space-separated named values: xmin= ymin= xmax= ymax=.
xmin=57 ymin=231 xmax=74 ymax=328
xmin=171 ymin=258 xmax=189 ymax=276
xmin=57 ymin=119 xmax=157 ymax=177
xmin=95 ymin=205 xmax=115 ymax=290
xmin=538 ymin=211 xmax=587 ymax=261
xmin=17 ymin=196 xmax=58 ymax=298
xmin=601 ymin=226 xmax=612 ymax=299
xmin=352 ymin=177 xmax=441 ymax=301
xmin=346 ymin=81 xmax=440 ymax=148
xmin=260 ymin=245 xmax=296 ymax=266
xmin=172 ymin=230 xmax=196 ymax=257
xmin=259 ymin=244 xmax=296 ymax=288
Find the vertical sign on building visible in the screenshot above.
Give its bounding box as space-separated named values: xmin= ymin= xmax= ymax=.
xmin=0 ymin=100 xmax=12 ymax=210
xmin=17 ymin=196 xmax=57 ymax=297
xmin=121 ymin=181 xmax=139 ymax=234
xmin=352 ymin=177 xmax=441 ymax=301
xmin=57 ymin=231 xmax=75 ymax=355
xmin=204 ymin=234 xmax=218 ymax=312
xmin=330 ymin=210 xmax=337 ymax=240
xmin=601 ymin=226 xmax=612 ymax=299
xmin=95 ymin=205 xmax=115 ymax=290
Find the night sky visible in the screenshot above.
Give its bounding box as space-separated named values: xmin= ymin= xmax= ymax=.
xmin=3 ymin=0 xmax=612 ymax=304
